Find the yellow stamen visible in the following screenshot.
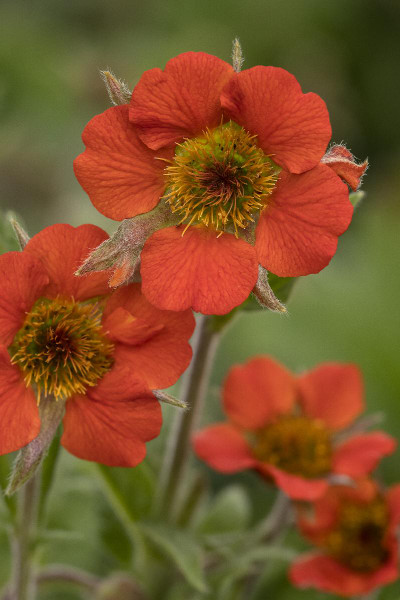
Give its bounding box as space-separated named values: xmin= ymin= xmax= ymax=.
xmin=252 ymin=416 xmax=332 ymax=479
xmin=323 ymin=496 xmax=389 ymax=572
xmin=10 ymin=297 xmax=114 ymax=402
xmin=164 ymin=121 xmax=279 ymax=236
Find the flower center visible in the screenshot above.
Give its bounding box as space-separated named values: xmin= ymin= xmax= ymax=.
xmin=164 ymin=121 xmax=279 ymax=236
xmin=10 ymin=297 xmax=114 ymax=401
xmin=323 ymin=496 xmax=389 ymax=572
xmin=252 ymin=416 xmax=332 ymax=478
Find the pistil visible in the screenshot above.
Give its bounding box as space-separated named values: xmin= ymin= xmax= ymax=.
xmin=164 ymin=121 xmax=279 ymax=236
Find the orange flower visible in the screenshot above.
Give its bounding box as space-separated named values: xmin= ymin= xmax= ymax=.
xmin=74 ymin=52 xmax=366 ymax=315
xmin=193 ymin=357 xmax=395 ymax=500
xmin=291 ymin=479 xmax=400 ymax=596
xmin=0 ymin=224 xmax=194 ymax=466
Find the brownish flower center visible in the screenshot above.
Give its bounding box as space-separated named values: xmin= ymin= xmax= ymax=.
xmin=252 ymin=416 xmax=332 ymax=478
xmin=323 ymin=496 xmax=389 ymax=572
xmin=10 ymin=297 xmax=114 ymax=401
xmin=164 ymin=121 xmax=279 ymax=236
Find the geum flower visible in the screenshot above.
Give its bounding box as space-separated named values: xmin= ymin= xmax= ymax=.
xmin=0 ymin=224 xmax=194 ymax=466
xmin=74 ymin=52 xmax=367 ymax=315
xmin=290 ymin=479 xmax=400 ymax=596
xmin=193 ymin=357 xmax=395 ymax=500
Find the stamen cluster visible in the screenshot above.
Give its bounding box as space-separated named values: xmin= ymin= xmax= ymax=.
xmin=323 ymin=496 xmax=389 ymax=572
xmin=164 ymin=122 xmax=278 ymax=236
xmin=10 ymin=297 xmax=114 ymax=401
xmin=252 ymin=416 xmax=332 ymax=479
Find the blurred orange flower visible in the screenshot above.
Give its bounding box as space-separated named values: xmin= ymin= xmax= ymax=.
xmin=291 ymin=479 xmax=400 ymax=596
xmin=193 ymin=356 xmax=395 ymax=500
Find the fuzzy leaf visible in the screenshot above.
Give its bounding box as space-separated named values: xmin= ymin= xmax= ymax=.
xmin=196 ymin=485 xmax=251 ymax=535
xmin=141 ymin=524 xmax=208 ymax=593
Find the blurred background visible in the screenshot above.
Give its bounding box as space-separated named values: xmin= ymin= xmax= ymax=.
xmin=1 ymin=0 xmax=400 ymax=598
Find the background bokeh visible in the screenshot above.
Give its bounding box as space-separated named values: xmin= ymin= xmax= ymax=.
xmin=1 ymin=0 xmax=400 ymax=598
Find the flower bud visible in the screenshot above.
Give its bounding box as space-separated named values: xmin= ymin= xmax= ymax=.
xmin=100 ymin=70 xmax=132 ymax=106
xmin=76 ymin=201 xmax=178 ymax=288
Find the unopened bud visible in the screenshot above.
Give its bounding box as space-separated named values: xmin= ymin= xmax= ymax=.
xmin=96 ymin=573 xmax=147 ymax=600
xmin=6 ymin=396 xmax=65 ymax=495
xmin=100 ymin=70 xmax=132 ymax=106
xmin=76 ymin=201 xmax=178 ymax=288
xmin=232 ymin=38 xmax=244 ymax=73
xmin=7 ymin=213 xmax=30 ymax=250
xmin=322 ymin=145 xmax=368 ymax=191
xmin=252 ymin=266 xmax=287 ymax=313
xmin=152 ymin=389 xmax=188 ymax=410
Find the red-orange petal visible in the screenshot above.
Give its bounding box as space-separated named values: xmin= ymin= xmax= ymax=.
xmin=102 ymin=307 xmax=164 ymax=345
xmin=333 ymin=432 xmax=396 ymax=478
xmin=260 ymin=464 xmax=328 ymax=501
xmin=61 ymin=392 xmax=162 ymax=467
xmin=222 ymin=356 xmax=296 ymax=430
xmin=89 ymin=358 xmax=155 ymax=403
xmin=255 ymin=164 xmax=352 ymax=277
xmin=0 ymin=252 xmax=49 ymax=346
xmin=129 ymin=52 xmax=233 ymax=150
xmin=102 ymin=284 xmax=195 ymax=389
xmin=24 ymin=224 xmax=110 ymax=302
xmin=290 ymin=551 xmax=398 ymax=597
xmin=193 ymin=423 xmax=257 ymax=473
xmin=74 ymin=105 xmax=171 ymax=220
xmin=221 ymin=66 xmax=331 ymax=174
xmin=0 ymin=346 xmax=40 ymax=455
xmin=140 ymin=226 xmax=258 ymax=314
xmin=297 ymin=363 xmax=364 ymax=430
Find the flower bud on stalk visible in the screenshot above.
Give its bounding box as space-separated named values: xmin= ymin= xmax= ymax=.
xmin=76 ymin=201 xmax=179 ymax=287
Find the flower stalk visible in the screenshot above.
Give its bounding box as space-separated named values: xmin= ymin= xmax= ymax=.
xmin=8 ymin=472 xmax=40 ymax=600
xmin=158 ymin=314 xmax=221 ymax=519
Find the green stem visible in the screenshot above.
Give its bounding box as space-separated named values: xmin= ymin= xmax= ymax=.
xmin=158 ymin=314 xmax=221 ymax=519
xmin=8 ymin=473 xmax=40 ymax=600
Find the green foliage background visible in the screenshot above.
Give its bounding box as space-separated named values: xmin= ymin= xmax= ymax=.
xmin=0 ymin=0 xmax=399 ymax=598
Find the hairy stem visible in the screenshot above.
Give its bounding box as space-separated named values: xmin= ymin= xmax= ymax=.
xmin=158 ymin=314 xmax=220 ymax=518
xmin=8 ymin=473 xmax=40 ymax=600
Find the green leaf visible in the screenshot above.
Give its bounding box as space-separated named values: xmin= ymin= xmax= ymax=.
xmin=96 ymin=461 xmax=155 ymax=522
xmin=99 ymin=502 xmax=133 ymax=566
xmin=268 ymin=273 xmax=296 ymax=304
xmin=141 ymin=524 xmax=208 ymax=594
xmin=196 ymin=485 xmax=251 ymax=535
xmin=349 ymin=190 xmax=365 ymax=208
